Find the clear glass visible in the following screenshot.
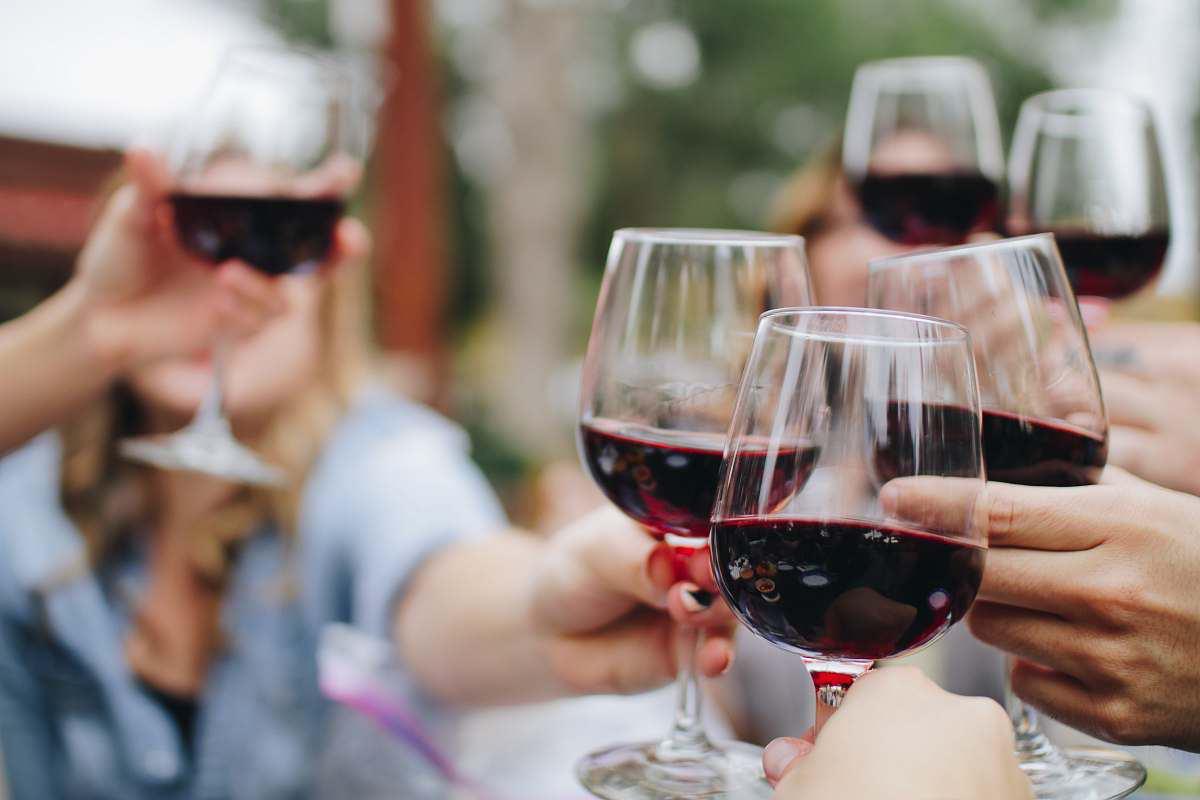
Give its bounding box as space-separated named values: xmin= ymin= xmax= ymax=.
xmin=120 ymin=45 xmax=370 ymax=485
xmin=711 ymin=307 xmax=987 ymax=739
xmin=843 ymin=56 xmax=1004 ymax=245
xmin=1008 ymin=89 xmax=1170 ymax=301
xmin=577 ymin=228 xmax=812 ymax=799
xmin=868 ymin=235 xmax=1146 ymax=800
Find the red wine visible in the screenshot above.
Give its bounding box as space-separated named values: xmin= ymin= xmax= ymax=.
xmin=1051 ymin=230 xmax=1170 ymax=300
xmin=855 ymin=171 xmax=999 ymax=245
xmin=982 ymin=408 xmax=1106 ymax=487
xmin=579 ymin=420 xmax=819 ymax=540
xmin=712 ymin=517 xmax=984 ymax=660
xmin=170 ymin=193 xmax=344 ymax=276
xmin=873 ymin=401 xmax=982 ymax=486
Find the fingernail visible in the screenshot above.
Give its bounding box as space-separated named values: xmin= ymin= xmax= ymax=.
xmin=762 ymin=738 xmax=808 ymax=782
xmin=682 ymin=587 xmax=713 ymax=612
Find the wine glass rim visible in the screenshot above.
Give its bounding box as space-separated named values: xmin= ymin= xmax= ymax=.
xmin=867 ymin=233 xmax=1056 ymax=273
xmin=218 ymin=42 xmax=352 ymax=81
xmin=613 ymin=228 xmax=805 ymax=247
xmin=1022 ymin=87 xmax=1150 ymax=118
xmin=759 ymin=306 xmax=970 ymax=343
xmin=855 ymin=55 xmax=988 ymax=79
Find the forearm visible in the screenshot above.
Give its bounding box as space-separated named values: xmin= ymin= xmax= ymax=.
xmin=0 ymin=280 xmax=124 ymax=454
xmin=396 ymin=531 xmax=566 ymax=707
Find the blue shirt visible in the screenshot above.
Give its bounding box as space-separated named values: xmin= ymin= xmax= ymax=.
xmin=0 ymin=394 xmax=505 ymax=799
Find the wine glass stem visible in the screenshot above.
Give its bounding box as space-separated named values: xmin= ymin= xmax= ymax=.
xmin=191 ymin=335 xmax=233 ymax=435
xmin=656 ymin=624 xmax=712 ymax=759
xmin=1006 ymin=655 xmax=1062 ymax=763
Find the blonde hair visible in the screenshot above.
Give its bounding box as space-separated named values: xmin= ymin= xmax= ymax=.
xmin=767 ymin=140 xmax=844 ymax=239
xmin=58 ymin=254 xmax=375 ymax=585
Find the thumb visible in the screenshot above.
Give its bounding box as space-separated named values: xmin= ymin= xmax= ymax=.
xmin=123 ymin=148 xmax=170 ymax=227
xmin=762 ymin=733 xmax=814 ymax=786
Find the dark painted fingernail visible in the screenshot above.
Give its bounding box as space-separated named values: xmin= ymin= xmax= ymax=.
xmin=687 ymin=589 xmax=713 ymax=608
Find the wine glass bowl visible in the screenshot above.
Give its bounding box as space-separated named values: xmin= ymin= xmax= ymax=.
xmin=844 ymin=56 xmax=1004 ymax=245
xmin=711 ymin=308 xmax=986 ymax=717
xmin=1008 ymin=89 xmax=1171 ymax=301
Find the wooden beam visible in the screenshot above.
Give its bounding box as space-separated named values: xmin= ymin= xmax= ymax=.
xmin=372 ymin=0 xmax=447 ymax=401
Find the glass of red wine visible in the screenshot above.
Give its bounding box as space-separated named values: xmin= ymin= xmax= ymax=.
xmin=843 ymin=56 xmax=1004 ymax=245
xmin=120 ymin=46 xmax=369 ymax=485
xmin=868 ymin=234 xmax=1147 ymax=800
xmin=577 ymin=229 xmax=812 ymax=799
xmin=711 ymin=308 xmax=987 ymax=737
xmin=1008 ymin=89 xmax=1170 ymax=304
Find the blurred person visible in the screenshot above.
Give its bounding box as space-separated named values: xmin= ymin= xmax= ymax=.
xmin=0 ymin=155 xmax=735 ymax=799
xmin=761 ymin=667 xmax=1030 ymax=799
xmin=767 ymin=138 xmax=953 ymax=307
xmin=882 ymin=470 xmax=1200 ymax=753
xmin=0 ymin=151 xmax=287 ymax=456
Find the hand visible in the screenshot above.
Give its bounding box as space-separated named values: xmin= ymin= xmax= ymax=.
xmin=762 ymin=666 xmax=1028 ymax=799
xmin=1091 ymin=322 xmax=1200 ymax=495
xmin=884 ymin=472 xmax=1200 ymax=750
xmin=531 ymin=506 xmax=736 ymax=695
xmin=71 ymin=149 xmax=349 ymax=371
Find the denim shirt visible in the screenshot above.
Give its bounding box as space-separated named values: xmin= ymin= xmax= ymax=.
xmin=0 ymin=394 xmax=505 ymax=799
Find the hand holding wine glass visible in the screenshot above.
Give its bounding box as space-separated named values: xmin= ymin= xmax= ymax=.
xmin=881 ymin=471 xmax=1200 ymax=754
xmin=120 ymin=45 xmax=372 ymax=485
xmin=73 ymin=148 xmax=327 ymax=370
xmin=576 ymin=228 xmax=812 ymax=799
xmin=763 ymin=667 xmax=1028 ymax=799
xmin=868 ymin=235 xmax=1145 ymax=799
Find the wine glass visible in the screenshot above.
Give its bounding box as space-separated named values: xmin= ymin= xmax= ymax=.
xmin=711 ymin=307 xmax=987 ymax=737
xmin=1008 ymin=89 xmax=1170 ymax=303
xmin=868 ymin=234 xmax=1147 ymax=800
xmin=843 ymin=56 xmax=1004 ymax=245
xmin=120 ymin=45 xmax=370 ymax=485
xmin=577 ymin=228 xmax=812 ymax=799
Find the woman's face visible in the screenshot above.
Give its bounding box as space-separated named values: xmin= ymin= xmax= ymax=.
xmin=806 ymin=175 xmax=914 ymax=307
xmin=129 ymin=276 xmax=324 ymax=432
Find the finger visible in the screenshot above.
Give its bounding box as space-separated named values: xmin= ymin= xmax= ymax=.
xmin=124 ymin=148 xmax=171 ymax=226
xmin=215 ymin=261 xmax=289 ymax=316
xmin=682 ymin=543 xmax=719 ymax=591
xmin=571 ymin=509 xmax=671 ymax=610
xmin=891 ymin=478 xmax=1123 ymax=551
xmin=1105 ymin=426 xmax=1159 ymax=482
xmin=967 ymin=601 xmax=1094 ymax=677
xmin=977 ymin=549 xmax=1088 ymax=615
xmin=323 ymin=216 xmax=371 ymax=274
xmin=1008 ymin=659 xmax=1105 ymax=742
xmin=667 ymin=582 xmax=736 ymax=628
xmin=533 ymin=510 xmax=670 ymax=636
xmin=550 ymin=608 xmax=676 ymax=695
xmin=696 ymin=633 xmax=735 ymax=678
xmin=762 ymin=736 xmax=815 ymax=786
xmin=879 ymin=476 xmax=984 ymax=539
xmin=1097 ymin=464 xmax=1152 ymax=489
xmin=1098 ymin=371 xmax=1158 ymax=429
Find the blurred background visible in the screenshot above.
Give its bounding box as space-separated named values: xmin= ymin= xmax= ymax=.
xmin=1 ymin=0 xmax=1197 ymax=521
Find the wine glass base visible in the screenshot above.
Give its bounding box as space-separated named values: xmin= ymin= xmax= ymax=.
xmin=121 ymin=431 xmax=285 ymax=486
xmin=577 ymin=739 xmax=771 ymax=799
xmin=1023 ymin=746 xmax=1147 ymax=800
